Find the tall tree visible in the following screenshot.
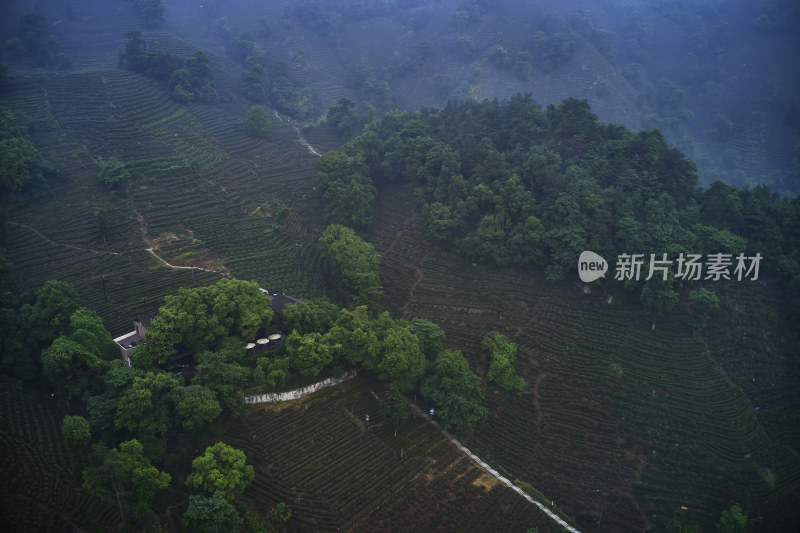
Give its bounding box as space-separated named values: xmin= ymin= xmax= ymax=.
xmin=244 ymin=105 xmax=272 ymax=139
xmin=407 ymin=318 xmax=446 ymax=361
xmin=186 ymin=442 xmax=254 ymax=501
xmin=183 ymin=491 xmax=243 ymax=533
xmin=285 ymin=330 xmax=336 ymax=378
xmin=170 ymin=385 xmax=222 ymax=432
xmin=688 ymin=288 xmax=720 ymax=331
xmin=420 ymin=350 xmax=488 ymax=435
xmin=115 ymin=372 xmax=180 ymax=445
xmin=380 ymin=384 xmax=408 ymax=437
xmin=83 ymin=438 xmax=171 ymax=523
xmin=482 ymin=331 xmax=524 ymax=391
xmin=318 ymin=224 xmax=381 ymax=296
xmin=62 ymin=415 xmax=90 ymax=478
xmin=378 ymin=326 xmax=426 ymax=392
xmin=42 ymin=336 xmax=104 ymax=404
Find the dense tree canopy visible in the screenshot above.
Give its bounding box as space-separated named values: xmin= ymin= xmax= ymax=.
xmin=380 ymin=384 xmax=408 ymax=436
xmin=244 ymin=105 xmax=272 ymax=139
xmin=117 ymin=31 xmax=181 ymax=82
xmin=183 ymin=491 xmax=243 ymax=533
xmin=316 ymin=94 xmax=800 ymax=315
xmin=83 ymin=438 xmax=171 ymax=522
xmin=318 ymin=224 xmax=382 ymax=311
xmin=481 ymin=331 xmax=524 ymax=391
xmin=186 ymin=442 xmax=254 ymax=501
xmin=421 ymin=350 xmax=488 ymax=435
xmin=138 ymin=278 xmax=273 ymax=364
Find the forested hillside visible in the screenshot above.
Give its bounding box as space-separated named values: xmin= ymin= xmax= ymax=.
xmin=1 ymin=1 xmax=798 ymax=532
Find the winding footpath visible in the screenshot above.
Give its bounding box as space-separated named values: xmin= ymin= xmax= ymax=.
xmin=245 ymin=373 xmax=580 ymax=533
xmin=273 ymin=111 xmax=323 ymax=157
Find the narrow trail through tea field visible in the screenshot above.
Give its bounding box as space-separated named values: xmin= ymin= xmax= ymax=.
xmin=143 ymin=248 xmax=220 ymax=274
xmin=244 ymin=373 xmax=581 ymax=532
xmin=406 ymin=400 xmax=582 ymax=533
xmin=6 ymin=222 xmax=120 ymax=256
xmin=273 ymin=111 xmax=323 ymax=157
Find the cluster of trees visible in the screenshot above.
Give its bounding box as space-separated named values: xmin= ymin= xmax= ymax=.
xmin=481 ymin=331 xmax=523 ymax=391
xmin=134 ymin=278 xmax=274 ymax=366
xmin=0 ymin=105 xmax=55 ymax=201
xmin=0 ymin=268 xmax=273 ymax=530
xmin=316 ymin=94 xmax=800 ymax=322
xmin=1 ymin=279 xmax=84 ymax=382
xmin=256 ymin=298 xmax=487 ymax=434
xmin=4 ymin=6 xmax=72 ymax=69
xmin=118 ymin=31 xmax=217 ymax=103
xmin=318 ymin=224 xmax=382 ymax=311
xmin=244 ymin=106 xmax=272 ymax=139
xmin=212 ymin=17 xmax=318 ymax=119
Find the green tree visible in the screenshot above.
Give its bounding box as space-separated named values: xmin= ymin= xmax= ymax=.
xmin=170 ymin=51 xmax=217 ymax=103
xmin=688 ymin=288 xmax=720 ymax=331
xmin=186 ymin=442 xmax=254 ymax=501
xmin=408 ymin=318 xmax=446 ymax=361
xmin=244 ymin=105 xmax=272 ymax=139
xmin=0 ymin=106 xmax=49 ymax=196
xmin=318 ymin=224 xmax=381 ymax=293
xmin=62 ymin=415 xmax=90 ymax=478
xmin=378 ymin=326 xmax=426 ymax=392
xmin=86 ymin=365 xmax=145 ymax=438
xmin=83 ymin=438 xmax=171 ymax=522
xmin=380 ymin=384 xmax=408 ymax=437
xmin=183 ymin=491 xmax=243 ymax=533
xmin=193 ymin=346 xmax=250 ymax=416
xmin=325 ymin=306 xmax=381 ymax=369
xmin=142 ymin=279 xmax=273 ymax=364
xmin=34 ymin=280 xmax=80 ymax=338
xmin=317 ymin=152 xmax=376 ymax=230
xmin=420 ymin=350 xmax=488 ymax=435
xmin=69 ymin=307 xmax=119 ymax=361
xmin=42 ymin=336 xmax=104 ymax=404
xmin=97 ymin=157 xmax=130 ymax=188
xmin=639 ymin=277 xmax=678 ymax=331
xmin=241 ymin=63 xmax=269 ymax=102
xmin=717 ymin=504 xmax=748 ymax=533
xmin=115 ymin=372 xmax=180 ymax=445
xmin=170 ymin=385 xmax=222 ymax=431
xmin=285 ymin=330 xmax=336 ymax=378
xmin=482 ymin=331 xmax=524 ymax=391
xmin=281 ymin=299 xmax=340 ymax=335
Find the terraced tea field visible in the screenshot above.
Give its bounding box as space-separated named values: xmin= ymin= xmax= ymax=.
xmin=234 ymin=374 xmax=567 ymax=532
xmin=371 ymin=185 xmax=800 ymax=532
xmin=2 ymin=69 xmax=332 ymax=333
xmin=0 ymin=376 xmax=140 ymax=533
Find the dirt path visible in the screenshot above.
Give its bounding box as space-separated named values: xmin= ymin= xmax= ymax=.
xmin=6 ymin=222 xmax=121 ymax=256
xmin=273 ymin=111 xmax=322 ymax=157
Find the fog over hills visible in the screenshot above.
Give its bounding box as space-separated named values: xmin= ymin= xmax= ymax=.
xmin=1 ymin=2 xmax=799 ymax=532
xmin=2 ymin=0 xmax=798 ymax=194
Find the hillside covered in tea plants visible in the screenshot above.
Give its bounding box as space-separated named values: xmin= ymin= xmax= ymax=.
xmin=1 ymin=0 xmax=799 ymax=532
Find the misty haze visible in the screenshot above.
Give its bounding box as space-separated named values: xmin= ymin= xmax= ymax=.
xmin=1 ymin=1 xmax=798 ymax=532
